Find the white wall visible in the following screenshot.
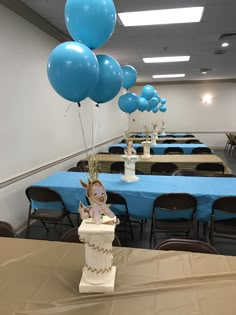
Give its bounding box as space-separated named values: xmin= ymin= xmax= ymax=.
xmin=0 ymin=5 xmax=127 ymax=229
xmin=129 ymin=82 xmax=236 ymax=147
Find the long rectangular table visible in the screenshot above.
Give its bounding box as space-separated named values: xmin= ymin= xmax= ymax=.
xmin=130 ymin=137 xmax=200 ymax=144
xmin=109 ymin=143 xmax=211 ymax=155
xmin=34 ymin=172 xmax=236 ymax=221
xmin=97 ymin=154 xmax=231 ymax=174
xmin=132 ymin=133 xmax=195 ymax=138
xmin=1 ymin=238 xmax=236 ymax=315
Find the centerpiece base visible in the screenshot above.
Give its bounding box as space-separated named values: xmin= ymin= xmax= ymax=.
xmin=79 ymin=266 xmax=116 ymax=293
xmin=121 ymin=175 xmax=139 ymax=183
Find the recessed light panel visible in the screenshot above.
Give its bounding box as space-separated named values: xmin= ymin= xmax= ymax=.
xmin=153 ymin=74 xmax=186 ymax=79
xmin=118 ymin=7 xmax=204 ymax=27
xmin=143 ymin=56 xmax=190 ymax=63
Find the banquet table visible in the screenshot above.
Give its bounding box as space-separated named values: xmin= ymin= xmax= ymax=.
xmin=130 ymin=137 xmax=200 ymax=144
xmin=1 ymin=237 xmax=236 ymax=315
xmin=109 ymin=143 xmax=212 ymax=155
xmin=131 ymin=133 xmax=195 ymax=138
xmin=96 ymin=153 xmax=231 ymax=174
xmin=33 ymin=172 xmax=236 ymax=221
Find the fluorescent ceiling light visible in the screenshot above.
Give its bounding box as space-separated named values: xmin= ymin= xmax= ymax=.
xmin=118 ymin=7 xmax=204 ymax=27
xmin=143 ymin=56 xmax=190 ymax=63
xmin=153 ymin=74 xmax=186 ymax=79
xmin=221 ymin=42 xmax=229 ymax=47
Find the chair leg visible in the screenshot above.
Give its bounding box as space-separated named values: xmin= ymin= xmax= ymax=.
xmin=140 ymin=220 xmax=144 ymax=239
xmin=40 ymin=220 xmax=49 ymax=232
xmin=26 ymin=215 xmax=31 ymax=238
xmin=149 ymin=221 xmax=153 ymax=248
xmin=66 ymin=214 xmax=74 ymax=227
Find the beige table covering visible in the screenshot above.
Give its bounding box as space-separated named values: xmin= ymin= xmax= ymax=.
xmin=1 ymin=238 xmax=236 ymax=315
xmin=97 ymin=154 xmax=231 ymax=174
xmin=130 ymin=137 xmax=200 ymax=144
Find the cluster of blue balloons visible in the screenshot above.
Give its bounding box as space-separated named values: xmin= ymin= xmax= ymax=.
xmin=47 ymin=0 xmax=136 ymax=105
xmin=118 ymin=84 xmax=167 ymax=114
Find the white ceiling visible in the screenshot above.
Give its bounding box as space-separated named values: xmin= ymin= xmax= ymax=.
xmin=21 ymin=0 xmax=236 ymax=83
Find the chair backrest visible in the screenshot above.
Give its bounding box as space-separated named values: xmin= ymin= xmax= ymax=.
xmin=136 ymin=169 xmax=145 ymax=175
xmin=151 ymin=163 xmax=178 ymax=175
xmin=183 ymin=135 xmax=195 ymax=138
xmin=172 ymin=168 xmax=201 ymax=176
xmin=119 ymin=139 xmax=127 ymax=143
xmin=155 ymin=238 xmax=218 ymax=254
xmin=191 ymin=147 xmax=212 ymax=154
xmin=106 ymin=191 xmax=127 ymax=207
xmin=108 ymin=146 xmax=125 ymax=154
xmin=61 ymin=227 xmax=121 ymax=246
xmin=25 ymin=186 xmax=64 ymax=205
xmin=164 ymin=147 xmax=184 ymax=155
xmin=163 ymin=139 xmax=177 ymax=144
xmin=136 ymin=146 xmax=154 ymax=155
xmin=0 ymin=221 xmax=16 ymax=238
xmin=185 ymin=139 xmax=202 ymax=144
xmin=153 ymin=193 xmax=197 ymax=211
xmin=166 ymin=135 xmax=176 ymax=138
xmin=77 ymin=160 xmax=89 ymax=171
xmin=212 ymin=196 xmax=236 ymax=214
xmin=210 ymin=174 xmax=236 ymax=177
xmin=110 ymin=162 xmax=124 ymax=174
xmin=195 ymin=163 xmax=224 ymax=173
xmin=67 ymin=167 xmax=82 ymax=172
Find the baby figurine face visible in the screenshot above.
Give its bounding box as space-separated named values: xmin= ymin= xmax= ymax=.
xmin=128 ymin=140 xmax=133 ymax=146
xmin=88 ymin=182 xmax=107 ymax=205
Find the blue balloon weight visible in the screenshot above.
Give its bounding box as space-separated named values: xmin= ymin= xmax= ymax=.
xmin=160 ymin=98 xmax=166 ymax=105
xmin=122 ymin=65 xmax=137 ymax=89
xmin=152 ymin=106 xmax=158 ymax=113
xmin=148 ymin=97 xmax=159 ymax=109
xmin=89 ymin=54 xmax=123 ymax=104
xmin=65 ymin=0 xmax=116 ymax=49
xmin=159 ymin=105 xmax=167 ymax=112
xmin=47 ymin=42 xmax=99 ymax=102
xmin=142 ymin=85 xmax=154 ymax=100
xmin=118 ymin=92 xmax=138 ymax=114
xmin=138 ymin=96 xmax=148 ymax=112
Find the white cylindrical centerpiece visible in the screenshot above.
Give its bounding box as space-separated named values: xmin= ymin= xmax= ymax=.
xmin=79 ymin=220 xmax=116 ymax=293
xmin=121 ymin=155 xmax=139 ymax=182
xmin=141 ymin=141 xmax=152 ymax=160
xmin=151 ymin=133 xmax=157 ymax=145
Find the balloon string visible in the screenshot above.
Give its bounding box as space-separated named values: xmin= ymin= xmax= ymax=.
xmin=91 ymin=104 xmax=94 ymax=156
xmin=64 ymin=103 xmax=73 ymax=116
xmin=77 ymin=106 xmax=89 ymax=160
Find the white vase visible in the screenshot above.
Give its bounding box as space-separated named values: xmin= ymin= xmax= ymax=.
xmin=121 ymin=155 xmax=139 ymax=182
xmin=141 ymin=141 xmax=152 ymax=160
xmin=79 ymin=221 xmax=116 ymax=293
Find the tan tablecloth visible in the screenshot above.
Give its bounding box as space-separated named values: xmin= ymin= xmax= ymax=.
xmin=97 ymin=154 xmax=231 ymax=174
xmin=1 ymin=238 xmax=236 ymax=315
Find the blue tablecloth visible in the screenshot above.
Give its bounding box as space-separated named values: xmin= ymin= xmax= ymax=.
xmin=33 ymin=172 xmax=236 ymax=222
xmin=109 ymin=143 xmax=211 ymax=155
xmin=131 ymin=133 xmax=194 ymax=138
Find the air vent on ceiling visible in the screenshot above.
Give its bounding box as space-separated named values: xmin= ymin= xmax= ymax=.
xmin=200 ymin=68 xmax=212 ymax=72
xmin=214 ymin=49 xmax=227 ymax=55
xmin=219 ymin=33 xmax=236 ymax=40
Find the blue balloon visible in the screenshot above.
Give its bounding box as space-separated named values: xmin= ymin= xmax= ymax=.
xmin=65 ymin=0 xmax=116 ymax=49
xmin=118 ymin=92 xmax=138 ymax=114
xmin=47 ymin=42 xmax=99 ymax=102
xmin=148 ymin=97 xmax=159 ymax=109
xmin=142 ymin=85 xmax=154 ymax=100
xmin=160 ymin=98 xmax=166 ymax=105
xmin=138 ymin=96 xmax=148 ymax=112
xmin=159 ymin=105 xmax=167 ymax=112
xmin=122 ymin=65 xmax=137 ymax=89
xmin=152 ymin=106 xmax=158 ymax=113
xmin=146 ymin=102 xmax=152 ymax=112
xmin=89 ymin=54 xmax=123 ymax=104
xmin=153 ymin=90 xmax=159 ymax=98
